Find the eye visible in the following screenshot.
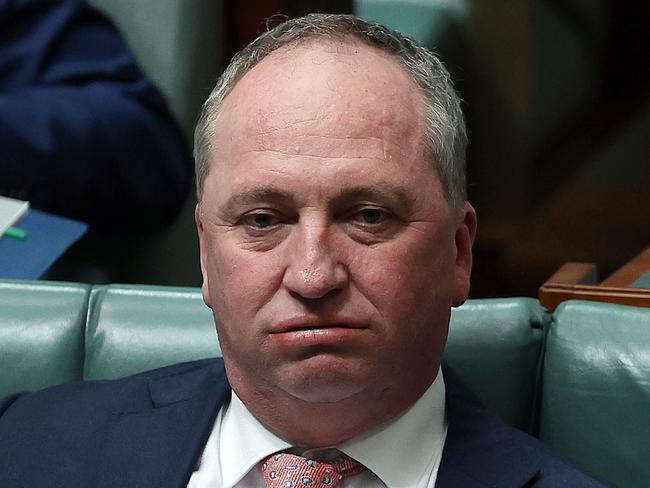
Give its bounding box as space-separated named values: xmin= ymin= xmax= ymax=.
xmin=237 ymin=209 xmax=292 ymax=249
xmin=343 ymin=205 xmax=400 ymax=243
xmin=239 ymin=210 xmax=290 ymax=237
xmin=243 ymin=212 xmax=278 ymax=229
xmin=356 ymin=207 xmax=386 ymax=224
xmin=350 ymin=207 xmax=390 ymax=226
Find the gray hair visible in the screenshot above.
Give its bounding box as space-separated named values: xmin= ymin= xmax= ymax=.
xmin=194 ymin=13 xmax=467 ymax=207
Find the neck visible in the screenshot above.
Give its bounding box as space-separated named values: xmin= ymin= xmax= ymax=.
xmin=231 ymin=371 xmax=437 ymax=447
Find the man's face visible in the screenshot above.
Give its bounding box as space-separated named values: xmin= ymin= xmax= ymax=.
xmin=197 ymin=41 xmax=475 ymax=409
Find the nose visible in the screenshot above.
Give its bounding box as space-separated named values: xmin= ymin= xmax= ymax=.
xmin=282 ymin=222 xmax=348 ymax=300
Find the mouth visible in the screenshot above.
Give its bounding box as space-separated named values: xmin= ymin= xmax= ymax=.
xmin=269 ymin=320 xmax=366 ymax=334
xmin=265 ymin=318 xmax=370 ymax=352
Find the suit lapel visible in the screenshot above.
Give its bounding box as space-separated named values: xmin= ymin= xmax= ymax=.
xmin=94 ymin=360 xmax=230 ymax=488
xmin=436 ymin=367 xmax=542 ymax=487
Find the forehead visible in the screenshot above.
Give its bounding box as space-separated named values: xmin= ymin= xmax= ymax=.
xmin=213 ymin=39 xmax=426 ymax=159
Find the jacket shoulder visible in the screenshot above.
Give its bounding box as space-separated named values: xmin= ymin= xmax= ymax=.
xmin=0 ymin=358 xmax=224 ymax=421
xmin=0 ymin=358 xmax=227 ymax=486
xmin=0 ymin=358 xmax=226 ymax=449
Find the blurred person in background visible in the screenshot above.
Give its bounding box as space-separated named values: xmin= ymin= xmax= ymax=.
xmin=0 ymin=0 xmax=192 ymax=232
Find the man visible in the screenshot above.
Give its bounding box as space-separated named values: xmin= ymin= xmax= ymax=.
xmin=0 ymin=14 xmax=605 ymax=488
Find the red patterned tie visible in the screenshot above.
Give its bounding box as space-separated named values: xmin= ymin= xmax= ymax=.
xmin=260 ymin=451 xmax=364 ymax=487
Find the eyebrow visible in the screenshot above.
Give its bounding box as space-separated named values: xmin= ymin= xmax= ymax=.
xmin=330 ymin=184 xmax=414 ymax=210
xmin=223 ymin=183 xmax=414 ymax=211
xmin=225 ymin=187 xmax=295 ymax=210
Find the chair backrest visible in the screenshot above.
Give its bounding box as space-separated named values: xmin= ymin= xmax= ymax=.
xmin=446 ymin=298 xmax=547 ymax=432
xmin=84 ymin=284 xmax=218 ymax=380
xmin=0 ymin=280 xmax=88 ymax=395
xmin=539 ymin=300 xmax=650 ymax=487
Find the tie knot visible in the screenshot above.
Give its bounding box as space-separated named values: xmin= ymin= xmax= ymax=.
xmin=260 ymin=451 xmax=364 ymax=487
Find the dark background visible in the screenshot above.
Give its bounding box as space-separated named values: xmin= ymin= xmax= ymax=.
xmin=77 ymin=0 xmax=649 ymax=299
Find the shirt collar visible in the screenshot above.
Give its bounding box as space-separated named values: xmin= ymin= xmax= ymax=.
xmin=220 ymin=370 xmax=447 ymax=487
xmin=338 ymin=370 xmax=447 ymax=486
xmin=219 ymin=392 xmax=291 ymax=487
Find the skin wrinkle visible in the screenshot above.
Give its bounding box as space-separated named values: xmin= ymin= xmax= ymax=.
xmin=253 ymin=117 xmax=323 ymax=135
xmin=253 ymin=119 xmax=394 ymax=138
xmin=246 ymin=150 xmax=379 ymax=160
xmin=250 ymin=133 xmax=409 ymax=161
xmin=257 ymin=132 xmax=385 ymax=143
xmin=262 ymin=169 xmax=293 ymax=180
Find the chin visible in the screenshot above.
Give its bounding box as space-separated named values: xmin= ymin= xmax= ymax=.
xmin=279 ymin=359 xmax=370 ymax=404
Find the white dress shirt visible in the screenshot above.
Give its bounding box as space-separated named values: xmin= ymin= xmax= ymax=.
xmin=188 ymin=370 xmax=447 ymax=488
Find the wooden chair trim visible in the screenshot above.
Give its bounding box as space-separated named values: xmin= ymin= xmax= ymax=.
xmin=539 ymin=246 xmax=650 ymax=311
xmin=600 ymin=247 xmax=650 ymax=287
xmin=539 ymin=283 xmax=650 ymax=312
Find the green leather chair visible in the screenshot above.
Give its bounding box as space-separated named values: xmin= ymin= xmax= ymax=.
xmin=0 ymin=280 xmax=88 ymax=396
xmin=540 ymin=301 xmax=650 ymax=487
xmin=446 ymin=298 xmax=548 ymax=433
xmin=84 ymin=284 xmax=217 ymax=381
xmin=2 ymin=279 xmax=649 ymax=487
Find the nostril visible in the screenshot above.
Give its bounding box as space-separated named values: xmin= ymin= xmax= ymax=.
xmin=289 ymin=287 xmax=342 ymax=304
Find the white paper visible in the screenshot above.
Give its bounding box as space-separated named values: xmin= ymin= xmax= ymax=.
xmin=0 ymin=196 xmax=30 ymax=237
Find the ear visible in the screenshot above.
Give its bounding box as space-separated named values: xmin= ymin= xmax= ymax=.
xmin=452 ymin=202 xmax=477 ymax=307
xmin=195 ymin=203 xmax=213 ymax=309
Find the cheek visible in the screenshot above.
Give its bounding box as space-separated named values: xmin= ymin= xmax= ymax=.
xmin=205 ymin=238 xmax=282 ymax=315
xmin=354 ymin=233 xmax=457 ymax=314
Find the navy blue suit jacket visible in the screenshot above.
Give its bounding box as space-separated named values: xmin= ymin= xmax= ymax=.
xmin=0 ymin=0 xmax=192 ymax=231
xmin=0 ymin=358 xmax=606 ymax=487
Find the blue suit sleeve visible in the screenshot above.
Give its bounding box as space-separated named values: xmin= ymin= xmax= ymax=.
xmin=0 ymin=0 xmax=193 ymax=231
